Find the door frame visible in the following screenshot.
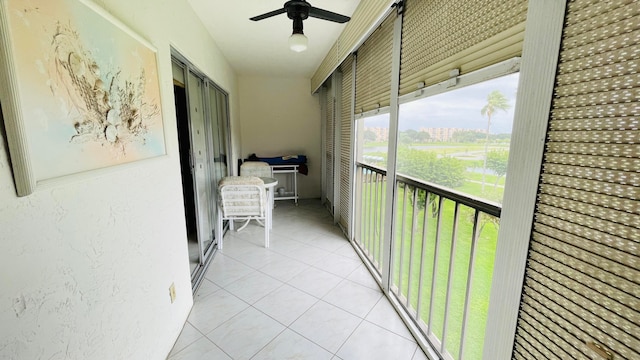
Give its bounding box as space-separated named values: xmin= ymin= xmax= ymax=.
xmin=171 ymin=49 xmax=232 ymax=292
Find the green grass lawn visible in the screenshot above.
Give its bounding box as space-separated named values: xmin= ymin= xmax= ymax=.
xmin=457 ymin=181 xmax=504 ymax=204
xmin=464 ymin=171 xmax=505 ymax=187
xmin=357 ymin=181 xmax=498 ymax=360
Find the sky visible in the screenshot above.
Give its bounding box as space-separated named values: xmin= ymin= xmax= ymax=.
xmin=364 ymin=72 xmax=520 ymax=134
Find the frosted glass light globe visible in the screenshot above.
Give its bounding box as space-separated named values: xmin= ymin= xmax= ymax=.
xmin=289 ymin=33 xmax=308 ymax=52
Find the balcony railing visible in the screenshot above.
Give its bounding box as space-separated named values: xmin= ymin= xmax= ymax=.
xmin=354 ymin=162 xmax=502 ymax=360
xmin=354 ymin=162 xmax=387 ymax=277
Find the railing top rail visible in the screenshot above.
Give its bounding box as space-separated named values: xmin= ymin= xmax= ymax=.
xmin=356 ymin=161 xmax=387 ymax=176
xmin=397 ymin=173 xmax=502 ymax=217
xmin=355 ymin=162 xmax=501 ymax=217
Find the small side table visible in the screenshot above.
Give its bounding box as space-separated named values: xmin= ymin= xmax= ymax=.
xmin=270 ymin=165 xmax=298 ymax=205
xmin=260 ymin=177 xmax=278 ymax=230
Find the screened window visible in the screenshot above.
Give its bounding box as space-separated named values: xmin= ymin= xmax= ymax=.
xmin=397 ymin=73 xmax=519 ymax=203
xmin=356 ymin=112 xmax=391 ymax=168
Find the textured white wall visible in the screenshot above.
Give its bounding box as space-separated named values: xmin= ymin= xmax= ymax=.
xmin=238 ymin=76 xmax=322 ymax=198
xmin=0 ymin=0 xmax=237 ymax=359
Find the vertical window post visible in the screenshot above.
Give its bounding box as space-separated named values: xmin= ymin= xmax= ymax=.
xmin=381 ymin=1 xmax=404 ymax=293
xmin=482 ymin=1 xmax=567 ymax=358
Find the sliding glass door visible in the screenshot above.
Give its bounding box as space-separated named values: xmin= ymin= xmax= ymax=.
xmin=171 ymin=53 xmax=230 ymax=290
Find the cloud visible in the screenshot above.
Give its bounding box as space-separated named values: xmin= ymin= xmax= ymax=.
xmin=362 ymin=73 xmax=520 ymax=134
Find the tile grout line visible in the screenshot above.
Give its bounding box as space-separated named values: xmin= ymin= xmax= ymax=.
xmin=174 ymin=201 xmax=422 ymax=360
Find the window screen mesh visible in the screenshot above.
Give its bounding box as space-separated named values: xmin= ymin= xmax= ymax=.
xmin=339 ymin=56 xmax=354 ymax=231
xmin=399 ymin=0 xmax=527 ymax=96
xmin=514 ymin=1 xmax=639 ymax=359
xmin=354 ymin=12 xmax=395 ymax=114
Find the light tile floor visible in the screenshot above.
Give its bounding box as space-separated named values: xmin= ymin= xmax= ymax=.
xmin=168 ymin=200 xmax=428 ymax=360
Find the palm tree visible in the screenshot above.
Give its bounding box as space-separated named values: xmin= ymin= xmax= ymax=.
xmin=480 ymin=90 xmax=510 ymax=192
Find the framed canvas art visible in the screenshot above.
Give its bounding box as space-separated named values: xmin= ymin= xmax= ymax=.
xmin=0 ymin=0 xmax=165 ymax=196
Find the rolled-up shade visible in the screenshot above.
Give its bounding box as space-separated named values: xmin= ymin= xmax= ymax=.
xmin=311 ymin=0 xmax=395 ymax=93
xmin=399 ymin=0 xmax=527 ymax=96
xmin=324 ymin=81 xmax=334 ymax=208
xmin=339 ymin=55 xmax=354 ymax=230
xmin=354 ymin=12 xmax=395 ymax=114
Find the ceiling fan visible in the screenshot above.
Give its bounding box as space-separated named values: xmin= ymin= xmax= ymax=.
xmin=250 ymin=1 xmax=351 ymax=52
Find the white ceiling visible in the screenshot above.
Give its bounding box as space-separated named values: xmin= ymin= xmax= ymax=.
xmin=187 ymin=0 xmax=360 ymax=78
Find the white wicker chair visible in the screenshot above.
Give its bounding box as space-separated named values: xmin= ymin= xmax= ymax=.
xmin=240 ymin=161 xmax=272 ymax=178
xmin=216 ymin=176 xmax=269 ymax=249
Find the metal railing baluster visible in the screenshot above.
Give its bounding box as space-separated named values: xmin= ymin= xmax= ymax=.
xmin=416 ymin=190 xmax=431 ymax=327
xmin=406 ymin=185 xmax=419 ymax=309
xmin=459 ymin=210 xmax=481 ymax=360
xmin=429 ymin=195 xmax=444 ymax=335
xmin=377 ymin=173 xmax=385 ymax=268
xmin=374 ymin=172 xmax=381 ymax=267
xmin=441 ymin=202 xmax=460 ymax=354
xmin=355 ymin=167 xmax=362 ymax=249
xmin=397 ymin=182 xmax=409 ymax=296
xmin=365 ymin=169 xmax=372 ymax=259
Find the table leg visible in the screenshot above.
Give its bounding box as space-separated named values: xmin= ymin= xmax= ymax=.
xmin=268 ymin=188 xmax=274 ymax=229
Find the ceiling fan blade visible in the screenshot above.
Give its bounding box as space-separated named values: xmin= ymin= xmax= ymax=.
xmin=250 ymin=8 xmax=287 ymax=21
xmin=308 ymin=6 xmax=350 ymax=23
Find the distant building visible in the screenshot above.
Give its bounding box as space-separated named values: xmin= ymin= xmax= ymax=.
xmin=365 ymin=127 xmax=389 ymax=141
xmin=419 ymin=127 xmax=486 ymax=141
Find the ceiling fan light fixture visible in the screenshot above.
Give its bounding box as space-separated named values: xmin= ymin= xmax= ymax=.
xmin=289 ymin=32 xmax=308 ymax=52
xmin=250 ymin=1 xmax=350 ymax=53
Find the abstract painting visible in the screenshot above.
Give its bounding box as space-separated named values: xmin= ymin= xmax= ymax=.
xmin=0 ymin=0 xmax=165 ymax=195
